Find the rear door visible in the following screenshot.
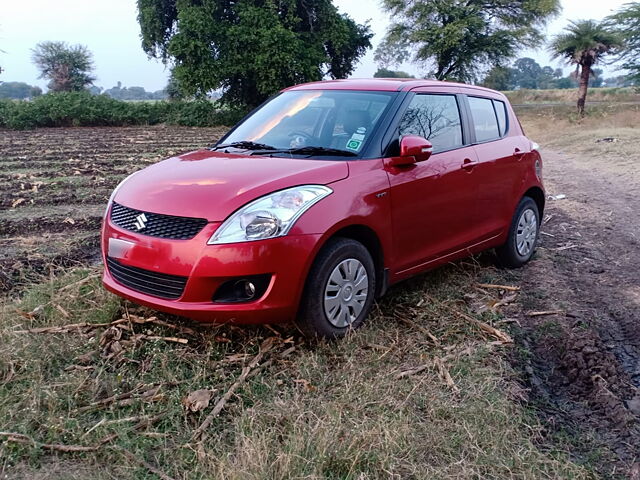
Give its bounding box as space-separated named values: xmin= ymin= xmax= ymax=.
xmin=385 ymin=91 xmax=482 ymax=274
xmin=464 ymin=94 xmax=531 ymax=239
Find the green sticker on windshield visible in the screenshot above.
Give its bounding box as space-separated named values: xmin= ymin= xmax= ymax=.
xmin=346 ymin=127 xmax=366 ymax=152
xmin=346 ymin=139 xmax=363 ymax=151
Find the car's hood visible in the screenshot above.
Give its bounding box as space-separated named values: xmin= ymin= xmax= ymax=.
xmin=114 ymin=149 xmax=349 ymax=221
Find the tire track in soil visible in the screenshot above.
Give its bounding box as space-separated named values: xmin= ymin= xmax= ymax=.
xmin=513 ymin=150 xmax=640 ymax=477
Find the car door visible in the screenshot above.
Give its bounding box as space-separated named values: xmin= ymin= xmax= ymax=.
xmin=465 ymin=95 xmax=531 ymax=239
xmin=384 ymin=92 xmax=481 ymax=274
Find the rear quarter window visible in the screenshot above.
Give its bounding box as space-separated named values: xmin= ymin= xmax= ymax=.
xmin=493 ymin=100 xmax=508 ymax=136
xmin=468 ymin=96 xmax=500 ymax=143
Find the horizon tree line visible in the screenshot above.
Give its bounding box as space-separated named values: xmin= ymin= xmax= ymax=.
xmin=0 ymin=1 xmax=639 ymax=113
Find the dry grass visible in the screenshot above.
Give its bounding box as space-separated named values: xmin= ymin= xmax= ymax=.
xmin=518 ymin=105 xmax=640 ymax=186
xmin=519 ymin=104 xmax=640 ymax=141
xmin=505 ymin=87 xmax=640 ymax=105
xmin=0 ymin=260 xmax=593 ymax=479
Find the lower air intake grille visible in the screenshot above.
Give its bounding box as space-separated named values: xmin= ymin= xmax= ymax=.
xmin=107 ymin=257 xmax=187 ymax=300
xmin=110 ymin=202 xmax=207 ymax=240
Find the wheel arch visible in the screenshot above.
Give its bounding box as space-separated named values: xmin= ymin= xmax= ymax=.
xmin=323 ymin=224 xmax=387 ymax=298
xmin=523 ymin=186 xmax=545 ymax=218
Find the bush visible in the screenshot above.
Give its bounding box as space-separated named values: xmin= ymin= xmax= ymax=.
xmin=0 ymin=99 xmax=13 ymax=128
xmin=0 ymin=92 xmax=245 ymax=130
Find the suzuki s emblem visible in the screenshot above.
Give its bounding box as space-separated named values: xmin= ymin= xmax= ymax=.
xmin=134 ymin=213 xmax=148 ymax=231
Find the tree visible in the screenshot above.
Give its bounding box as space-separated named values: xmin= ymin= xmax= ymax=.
xmin=512 ymin=57 xmax=543 ymax=89
xmin=373 ymin=41 xmax=409 ymax=70
xmin=607 ymin=2 xmax=640 ymax=82
xmin=603 ymin=74 xmax=636 ymax=87
xmin=538 ymin=66 xmax=557 ymax=89
xmin=549 ymin=20 xmax=622 ymax=114
xmin=376 ymin=0 xmax=560 ymax=82
xmin=481 ymin=66 xmax=516 ymax=90
xmin=31 ymin=41 xmax=95 ymax=92
xmin=165 ymin=70 xmax=184 ymax=101
xmin=373 ymin=68 xmax=414 ymax=78
xmin=589 ymin=68 xmax=604 ymax=87
xmin=555 ymin=77 xmax=575 ymax=89
xmin=0 ymin=81 xmax=42 ymax=99
xmin=137 ymin=0 xmax=372 ymax=109
xmin=481 ymin=59 xmax=570 ymax=91
xmin=102 ymin=82 xmax=167 ymax=100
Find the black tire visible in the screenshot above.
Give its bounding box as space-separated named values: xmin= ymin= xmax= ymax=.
xmin=496 ymin=196 xmax=540 ymax=268
xmin=296 ymin=237 xmax=376 ymax=339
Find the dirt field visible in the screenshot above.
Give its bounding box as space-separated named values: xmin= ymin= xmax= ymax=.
xmin=0 ymin=126 xmax=227 ymax=291
xmin=1 ymin=108 xmax=639 ymax=478
xmin=510 ymin=108 xmax=640 ymax=476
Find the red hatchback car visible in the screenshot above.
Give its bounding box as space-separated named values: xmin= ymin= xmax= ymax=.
xmin=102 ymin=79 xmax=543 ymax=338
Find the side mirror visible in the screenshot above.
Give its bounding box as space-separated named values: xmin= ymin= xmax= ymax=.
xmin=385 ymin=135 xmax=433 ymax=167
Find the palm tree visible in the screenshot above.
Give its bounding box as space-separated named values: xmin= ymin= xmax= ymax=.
xmin=549 ymin=20 xmax=623 ymax=115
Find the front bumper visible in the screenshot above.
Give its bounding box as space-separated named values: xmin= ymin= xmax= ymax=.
xmin=101 ymin=217 xmax=321 ymax=324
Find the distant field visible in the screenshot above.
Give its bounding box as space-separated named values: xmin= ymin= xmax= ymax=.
xmin=504 ymin=86 xmax=640 ymax=105
xmin=518 ymin=103 xmax=640 ymax=148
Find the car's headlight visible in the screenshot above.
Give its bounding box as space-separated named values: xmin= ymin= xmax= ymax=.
xmin=208 ymin=185 xmax=332 ymax=245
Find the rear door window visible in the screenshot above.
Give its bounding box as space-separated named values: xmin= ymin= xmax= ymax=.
xmin=468 ymin=96 xmax=500 ymax=143
xmin=398 ymin=94 xmax=463 ymax=153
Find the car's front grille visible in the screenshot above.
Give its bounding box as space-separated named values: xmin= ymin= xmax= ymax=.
xmin=106 ymin=257 xmax=188 ymax=300
xmin=110 ymin=202 xmax=207 ymax=240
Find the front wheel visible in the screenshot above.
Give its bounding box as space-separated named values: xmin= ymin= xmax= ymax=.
xmin=296 ymin=238 xmax=376 ymax=339
xmin=496 ymin=197 xmax=540 ymax=268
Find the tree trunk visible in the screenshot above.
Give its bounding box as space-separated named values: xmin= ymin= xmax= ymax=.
xmin=576 ymin=61 xmax=592 ymax=116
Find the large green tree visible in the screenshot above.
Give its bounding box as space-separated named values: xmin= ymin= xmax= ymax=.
xmin=137 ymin=0 xmax=372 ymax=108
xmin=376 ymin=0 xmax=560 ymax=82
xmin=549 ymin=20 xmax=622 ymax=114
xmin=607 ymin=2 xmax=640 ymax=82
xmin=481 ymin=66 xmax=516 ymax=90
xmin=512 ymin=57 xmax=543 ymax=89
xmin=31 ymin=41 xmax=95 ymax=92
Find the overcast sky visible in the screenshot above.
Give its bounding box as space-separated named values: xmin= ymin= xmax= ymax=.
xmin=0 ymin=0 xmax=629 ymax=92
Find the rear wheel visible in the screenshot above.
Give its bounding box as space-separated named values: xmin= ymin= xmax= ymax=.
xmin=496 ymin=197 xmax=540 ymax=268
xmin=297 ymin=237 xmax=376 ymax=339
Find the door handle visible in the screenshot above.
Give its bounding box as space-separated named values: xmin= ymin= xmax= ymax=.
xmin=461 ymin=158 xmax=478 ymax=170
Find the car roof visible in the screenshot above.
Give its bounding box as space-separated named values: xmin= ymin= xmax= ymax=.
xmin=283 ymin=78 xmax=499 ymax=95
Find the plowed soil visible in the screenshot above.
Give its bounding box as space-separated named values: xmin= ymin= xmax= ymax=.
xmin=0 ymin=126 xmax=227 ymax=291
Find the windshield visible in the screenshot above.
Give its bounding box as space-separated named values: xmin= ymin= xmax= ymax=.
xmin=220 ymin=90 xmax=395 ymax=157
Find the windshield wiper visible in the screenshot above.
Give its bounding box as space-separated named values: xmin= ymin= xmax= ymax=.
xmin=211 ymin=141 xmax=277 ymax=151
xmin=251 ymin=146 xmax=358 ymax=157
